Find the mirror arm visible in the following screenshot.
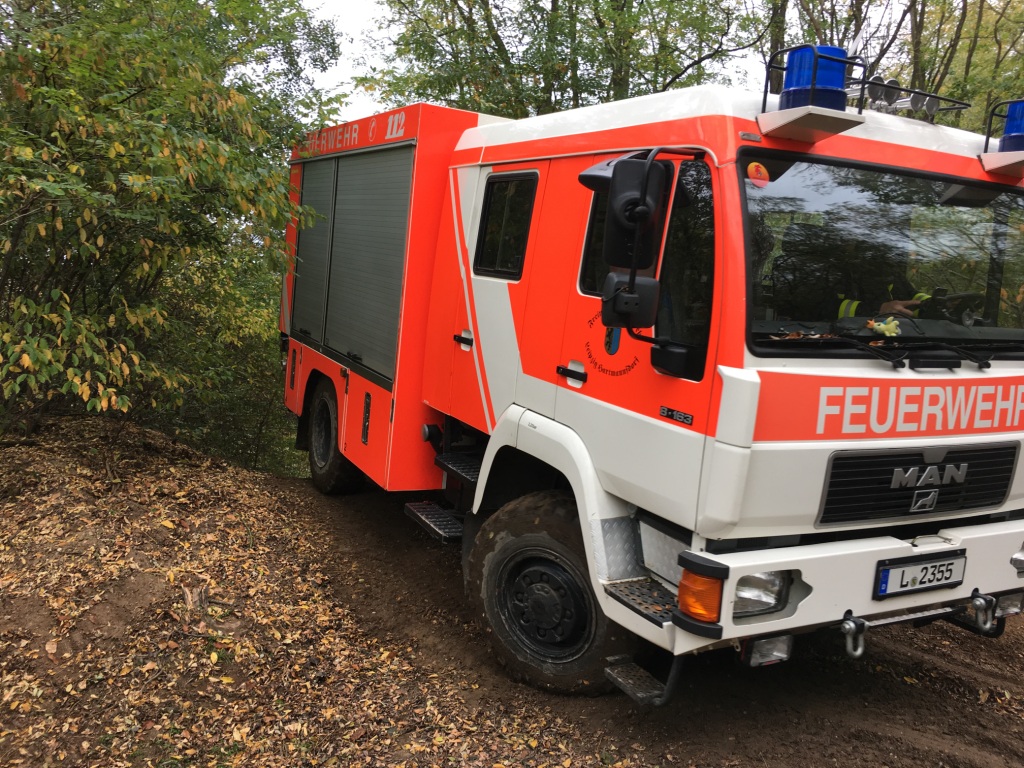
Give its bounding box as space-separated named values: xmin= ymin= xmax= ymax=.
xmin=625 ymin=327 xmax=694 ymax=351
xmin=626 ymin=326 xmax=657 ymax=345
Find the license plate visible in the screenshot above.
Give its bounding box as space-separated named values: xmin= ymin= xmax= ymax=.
xmin=874 ymin=550 xmax=966 ymax=600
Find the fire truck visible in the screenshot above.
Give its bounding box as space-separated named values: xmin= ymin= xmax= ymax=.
xmin=280 ymin=46 xmax=1024 ymax=704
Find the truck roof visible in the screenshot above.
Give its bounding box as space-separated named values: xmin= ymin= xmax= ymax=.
xmin=455 ymin=84 xmax=990 ymax=161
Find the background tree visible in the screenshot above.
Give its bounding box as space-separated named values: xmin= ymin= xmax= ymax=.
xmin=1 ymin=0 xmax=340 ymax=469
xmin=359 ymin=0 xmax=774 ymax=117
xmin=886 ymin=0 xmax=1024 ymax=131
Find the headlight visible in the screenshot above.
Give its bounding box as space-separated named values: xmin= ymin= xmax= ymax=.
xmin=734 ymin=571 xmax=791 ymax=618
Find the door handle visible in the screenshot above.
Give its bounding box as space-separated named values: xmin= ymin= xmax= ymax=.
xmin=556 ymin=365 xmax=587 ymax=383
xmin=453 ymin=333 xmax=474 ymax=347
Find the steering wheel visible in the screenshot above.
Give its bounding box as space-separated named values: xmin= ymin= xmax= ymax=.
xmin=917 ymin=292 xmax=986 ymax=326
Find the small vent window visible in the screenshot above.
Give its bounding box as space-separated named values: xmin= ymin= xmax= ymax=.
xmin=474 ymin=174 xmax=538 ymax=279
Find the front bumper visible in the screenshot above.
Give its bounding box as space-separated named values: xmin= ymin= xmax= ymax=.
xmin=669 ymin=518 xmax=1024 ymax=655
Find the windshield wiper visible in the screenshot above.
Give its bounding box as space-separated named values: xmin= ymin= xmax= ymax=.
xmin=758 ymin=333 xmax=908 ymax=368
xmin=898 ymin=340 xmax=992 ymax=369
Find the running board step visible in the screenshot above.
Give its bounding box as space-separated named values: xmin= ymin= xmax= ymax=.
xmin=605 ymin=657 xmax=666 ymax=706
xmin=604 ymin=577 xmax=676 ymax=626
xmin=404 ymin=502 xmax=463 ymax=543
xmin=434 ymin=452 xmax=483 ymax=486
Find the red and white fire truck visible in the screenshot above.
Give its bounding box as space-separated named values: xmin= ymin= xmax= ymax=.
xmin=281 ymin=46 xmax=1024 ymax=704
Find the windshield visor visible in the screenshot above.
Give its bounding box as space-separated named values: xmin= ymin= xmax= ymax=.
xmin=744 ymin=154 xmax=1024 ymax=356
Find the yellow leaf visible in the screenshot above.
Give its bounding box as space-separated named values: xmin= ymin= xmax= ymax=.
xmin=19 ymin=353 xmax=32 ymax=371
xmin=37 ymin=222 xmax=46 ymax=237
xmin=55 ymin=217 xmax=63 ymax=231
xmin=160 ymin=520 xmax=175 ymax=529
xmin=167 ymin=570 xmax=175 ymax=584
xmin=210 ymin=651 xmax=218 ymax=664
xmin=220 ymin=676 xmax=234 ymax=684
xmin=96 ymin=234 xmax=104 ymax=247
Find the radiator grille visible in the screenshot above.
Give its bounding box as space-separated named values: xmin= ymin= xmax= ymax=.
xmin=819 ymin=443 xmax=1018 ymax=526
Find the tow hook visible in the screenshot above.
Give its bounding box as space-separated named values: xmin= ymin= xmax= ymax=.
xmin=971 ymin=590 xmax=997 ymax=632
xmin=840 ymin=614 xmax=868 ymax=659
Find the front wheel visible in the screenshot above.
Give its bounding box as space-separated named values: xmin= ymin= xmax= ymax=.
xmin=307 ymin=378 xmax=364 ymax=495
xmin=466 ymin=491 xmax=635 ymax=694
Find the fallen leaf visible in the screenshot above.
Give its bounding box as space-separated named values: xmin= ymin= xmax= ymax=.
xmin=160 ymin=520 xmax=175 ymax=529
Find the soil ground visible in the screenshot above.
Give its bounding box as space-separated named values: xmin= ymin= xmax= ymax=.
xmin=2 ymin=418 xmax=1024 ymax=767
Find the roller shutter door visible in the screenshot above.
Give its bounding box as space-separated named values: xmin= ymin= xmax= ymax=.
xmin=324 ymin=145 xmax=414 ymax=382
xmin=290 ymin=159 xmax=335 ymax=343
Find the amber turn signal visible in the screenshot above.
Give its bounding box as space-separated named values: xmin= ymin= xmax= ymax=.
xmin=678 ymin=570 xmax=723 ymax=623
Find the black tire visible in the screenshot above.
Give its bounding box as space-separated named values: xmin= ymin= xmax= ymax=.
xmin=466 ymin=491 xmax=635 ymax=694
xmin=307 ymin=378 xmax=364 ymax=495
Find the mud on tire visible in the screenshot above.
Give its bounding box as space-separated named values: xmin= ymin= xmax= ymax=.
xmin=466 ymin=490 xmax=635 ymax=694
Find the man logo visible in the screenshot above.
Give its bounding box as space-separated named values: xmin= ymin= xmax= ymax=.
xmin=911 ymin=489 xmax=939 ymax=513
xmin=891 ymin=463 xmax=967 ymax=489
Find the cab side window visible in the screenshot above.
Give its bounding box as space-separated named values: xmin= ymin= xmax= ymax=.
xmin=474 ymin=173 xmax=538 ymax=279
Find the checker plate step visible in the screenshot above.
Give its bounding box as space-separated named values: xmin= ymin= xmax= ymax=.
xmin=604 ymin=577 xmax=675 ymax=626
xmin=435 ymin=452 xmax=483 ymax=485
xmin=404 ymin=502 xmax=463 ymax=543
xmin=605 ymin=658 xmax=665 ymax=706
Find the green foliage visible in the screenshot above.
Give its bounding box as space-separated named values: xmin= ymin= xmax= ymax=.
xmin=360 ymin=0 xmax=769 ymax=117
xmin=138 ymin=229 xmax=307 ymax=474
xmin=0 ymin=0 xmax=339 ymax=458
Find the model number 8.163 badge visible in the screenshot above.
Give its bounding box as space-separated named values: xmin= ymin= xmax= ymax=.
xmin=659 ymin=406 xmax=693 ymax=425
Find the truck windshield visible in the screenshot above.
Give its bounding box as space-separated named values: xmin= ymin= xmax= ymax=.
xmin=743 ymin=153 xmax=1024 ymax=355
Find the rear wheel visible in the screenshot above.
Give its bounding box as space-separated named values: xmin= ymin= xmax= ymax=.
xmin=308 ymin=378 xmax=364 ymax=494
xmin=466 ymin=491 xmax=635 ymax=694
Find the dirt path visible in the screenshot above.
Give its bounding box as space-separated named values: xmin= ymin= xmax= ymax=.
xmin=2 ymin=418 xmax=1023 ymax=767
xmin=280 ymin=478 xmax=1024 ymax=768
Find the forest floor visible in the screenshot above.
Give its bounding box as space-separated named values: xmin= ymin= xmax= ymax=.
xmin=2 ymin=417 xmax=1024 ymax=768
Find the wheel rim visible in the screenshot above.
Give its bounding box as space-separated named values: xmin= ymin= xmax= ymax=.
xmin=496 ymin=548 xmax=595 ymax=663
xmin=310 ymin=395 xmax=335 ymax=470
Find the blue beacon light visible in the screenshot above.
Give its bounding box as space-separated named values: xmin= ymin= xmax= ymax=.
xmin=1000 ymin=101 xmax=1024 ymax=152
xmin=779 ymin=45 xmax=848 ymax=112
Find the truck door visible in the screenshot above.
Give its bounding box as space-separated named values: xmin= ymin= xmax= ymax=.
xmin=426 ymin=162 xmax=550 ymax=433
xmin=553 ymin=157 xmax=720 ymax=530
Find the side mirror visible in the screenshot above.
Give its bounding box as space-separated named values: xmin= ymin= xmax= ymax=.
xmin=601 ymin=272 xmax=659 ymax=328
xmin=603 ymin=159 xmax=670 ymax=270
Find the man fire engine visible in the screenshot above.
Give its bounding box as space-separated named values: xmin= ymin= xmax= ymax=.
xmin=280 ymin=45 xmax=1024 ymax=704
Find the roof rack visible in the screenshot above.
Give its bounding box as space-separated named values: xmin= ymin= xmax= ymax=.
xmin=847 ymin=76 xmax=969 ymax=121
